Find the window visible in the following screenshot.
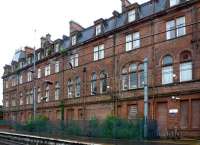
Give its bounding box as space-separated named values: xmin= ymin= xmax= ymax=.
xmin=75 ymin=77 xmax=81 ymax=97
xmin=162 ymin=55 xmax=173 ymax=84
xmin=45 ymin=64 xmax=51 ymax=76
xmin=5 ymin=80 xmax=9 ymax=89
xmin=37 ymin=68 xmax=41 ymax=78
xmin=20 ymin=93 xmax=23 ymax=105
xmin=129 ymin=64 xmax=137 ymax=89
xmin=126 ymin=32 xmax=140 ymax=51
xmin=26 ymin=92 xmax=29 ymax=105
xmin=45 ymin=86 xmax=50 ymax=102
xmin=180 ymin=51 xmax=192 ymax=82
xmin=29 ymin=91 xmax=33 ymax=104
xmin=122 ymin=68 xmax=129 ymax=90
xmin=138 ymin=64 xmax=144 ymax=88
xmin=170 ymin=0 xmax=180 ymax=7
xmin=37 ymin=52 xmax=41 ymax=61
xmin=55 ymin=61 xmax=60 ymax=73
xmin=70 ymin=54 xmax=79 ymax=68
xmin=27 ymin=72 xmax=32 ymax=82
xmin=55 ymin=82 xmax=60 ymax=100
xmin=67 ymin=79 xmax=73 ymax=98
xmin=5 ymin=100 xmax=9 ymax=108
xmin=55 ymin=44 xmax=60 ymax=53
xmin=71 ymin=35 xmax=77 ymax=46
xmin=166 ymin=16 xmax=186 ymax=40
xmin=12 ymin=99 xmax=16 ymax=107
xmin=91 ymin=73 xmax=97 ymax=95
xmin=100 ymin=71 xmax=107 ymax=94
xmin=19 ymin=74 xmax=23 ymax=84
xmin=37 ymin=88 xmax=41 ymax=103
xmin=94 ymin=44 xmax=104 ymax=61
xmin=128 ymin=9 xmax=136 ymax=23
xmin=96 ymin=24 xmax=101 ymax=35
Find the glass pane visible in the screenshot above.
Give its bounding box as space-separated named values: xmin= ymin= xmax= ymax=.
xmin=126 ymin=34 xmax=132 ymax=51
xmin=176 ymin=17 xmax=186 ymax=37
xmin=180 ymin=62 xmax=192 ymax=82
xmin=162 ymin=66 xmax=173 ymax=84
xmin=166 ymin=20 xmax=175 ymax=40
xmin=130 ymin=72 xmax=137 ymax=89
xmin=133 ymin=32 xmax=140 ymax=49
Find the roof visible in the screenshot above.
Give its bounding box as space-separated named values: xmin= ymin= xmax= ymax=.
xmin=12 ymin=50 xmax=26 ymax=63
xmin=61 ymin=0 xmax=170 ymax=49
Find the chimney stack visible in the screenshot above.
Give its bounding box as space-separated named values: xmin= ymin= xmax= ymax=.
xmin=121 ymin=0 xmax=131 ymax=12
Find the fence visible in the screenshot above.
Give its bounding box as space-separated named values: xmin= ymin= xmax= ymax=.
xmin=0 ymin=116 xmax=159 ymax=140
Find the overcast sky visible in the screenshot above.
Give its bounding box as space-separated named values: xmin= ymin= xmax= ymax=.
xmin=0 ymin=0 xmax=148 ymax=105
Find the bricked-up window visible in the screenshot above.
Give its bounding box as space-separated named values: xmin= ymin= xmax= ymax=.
xmin=180 ymin=51 xmax=192 ymax=82
xmin=128 ymin=9 xmax=136 ymax=23
xmin=91 ymin=73 xmax=97 ymax=95
xmin=71 ymin=35 xmax=77 ymax=46
xmin=192 ymin=100 xmax=200 ymax=129
xmin=55 ymin=82 xmax=60 ymax=100
xmin=37 ymin=88 xmax=41 ymax=103
xmin=126 ymin=32 xmax=140 ymax=51
xmin=45 ymin=64 xmax=51 ymax=76
xmin=166 ymin=16 xmax=186 ymax=40
xmin=70 ymin=54 xmax=79 ymax=68
xmin=27 ymin=72 xmax=32 ymax=82
xmin=170 ymin=0 xmax=180 ymax=7
xmin=94 ymin=44 xmax=104 ymax=61
xmin=128 ymin=105 xmax=138 ymax=120
xmin=45 ymin=85 xmax=50 ymax=102
xmin=67 ymin=79 xmax=73 ymax=98
xmin=95 ymin=24 xmax=102 ymax=36
xmin=100 ymin=71 xmax=108 ymax=94
xmin=180 ymin=101 xmax=189 ymax=129
xmin=37 ymin=68 xmax=41 ymax=78
xmin=55 ymin=61 xmax=60 ymax=73
xmin=75 ymin=77 xmax=81 ymax=97
xmin=162 ymin=55 xmax=173 ymax=85
xmin=138 ymin=64 xmax=144 ymax=88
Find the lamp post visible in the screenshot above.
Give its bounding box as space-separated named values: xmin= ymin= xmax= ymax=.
xmin=144 ymin=58 xmax=148 ymax=138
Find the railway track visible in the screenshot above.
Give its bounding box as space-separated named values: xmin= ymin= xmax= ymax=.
xmin=0 ymin=131 xmax=100 ymax=145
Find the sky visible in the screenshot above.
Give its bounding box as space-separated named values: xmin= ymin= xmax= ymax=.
xmin=0 ymin=0 xmax=148 ymax=105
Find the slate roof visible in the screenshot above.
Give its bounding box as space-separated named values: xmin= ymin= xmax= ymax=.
xmin=12 ymin=50 xmax=26 ymax=63
xmin=61 ymin=0 xmax=181 ymax=49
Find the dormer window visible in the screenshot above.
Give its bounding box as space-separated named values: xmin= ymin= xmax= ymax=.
xmin=72 ymin=35 xmax=77 ymax=46
xmin=96 ymin=24 xmax=102 ymax=36
xmin=128 ymin=9 xmax=136 ymax=23
xmin=55 ymin=44 xmax=60 ymax=53
xmin=170 ymin=0 xmax=180 ymax=7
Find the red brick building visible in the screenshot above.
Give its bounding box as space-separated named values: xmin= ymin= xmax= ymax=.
xmin=2 ymin=0 xmax=200 ymax=137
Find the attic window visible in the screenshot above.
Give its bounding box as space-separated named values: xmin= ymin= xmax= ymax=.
xmin=95 ymin=24 xmax=102 ymax=36
xmin=128 ymin=9 xmax=136 ymax=23
xmin=170 ymin=0 xmax=180 ymax=7
xmin=72 ymin=35 xmax=77 ymax=46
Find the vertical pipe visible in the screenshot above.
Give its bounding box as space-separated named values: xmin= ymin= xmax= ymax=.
xmin=33 ymin=47 xmax=36 ymax=120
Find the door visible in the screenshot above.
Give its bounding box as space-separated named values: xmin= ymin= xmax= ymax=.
xmin=157 ymin=103 xmax=168 ymax=137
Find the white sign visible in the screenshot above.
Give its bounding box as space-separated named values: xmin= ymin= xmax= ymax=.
xmin=169 ymin=109 xmax=178 ymax=114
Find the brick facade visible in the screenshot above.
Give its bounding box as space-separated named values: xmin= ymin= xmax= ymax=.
xmin=2 ymin=0 xmax=200 ymax=137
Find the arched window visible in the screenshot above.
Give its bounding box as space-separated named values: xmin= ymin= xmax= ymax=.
xmin=100 ymin=71 xmax=108 ymax=94
xmin=55 ymin=82 xmax=60 ymax=100
xmin=138 ymin=64 xmax=144 ymax=88
xmin=91 ymin=73 xmax=97 ymax=95
xmin=122 ymin=67 xmax=129 ymax=90
xmin=67 ymin=79 xmax=73 ymax=98
xmin=162 ymin=55 xmax=173 ymax=85
xmin=129 ymin=64 xmax=137 ymax=89
xmin=180 ymin=51 xmax=192 ymax=82
xmin=75 ymin=77 xmax=81 ymax=97
xmin=45 ymin=85 xmax=49 ymax=102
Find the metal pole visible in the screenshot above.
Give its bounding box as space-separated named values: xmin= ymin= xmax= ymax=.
xmin=33 ymin=47 xmax=36 ymax=120
xmin=144 ymin=58 xmax=148 ymax=138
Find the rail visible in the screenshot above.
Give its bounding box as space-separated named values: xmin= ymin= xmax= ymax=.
xmin=0 ymin=131 xmax=100 ymax=145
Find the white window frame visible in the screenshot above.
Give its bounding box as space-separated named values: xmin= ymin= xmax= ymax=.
xmin=70 ymin=54 xmax=79 ymax=68
xmin=170 ymin=0 xmax=180 ymax=7
xmin=128 ymin=9 xmax=136 ymax=23
xmin=71 ymin=35 xmax=77 ymax=46
xmin=27 ymin=72 xmax=32 ymax=82
xmin=162 ymin=66 xmax=173 ymax=85
xmin=93 ymin=44 xmax=104 ymax=61
xmin=45 ymin=64 xmax=51 ymax=76
xmin=96 ymin=24 xmax=102 ymax=35
xmin=180 ymin=62 xmax=192 ymax=82
xmin=55 ymin=61 xmax=60 ymax=73
xmin=55 ymin=82 xmax=60 ymax=100
xmin=126 ymin=32 xmax=140 ymax=51
xmin=19 ymin=74 xmax=23 ymax=84
xmin=37 ymin=68 xmax=41 ymax=78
